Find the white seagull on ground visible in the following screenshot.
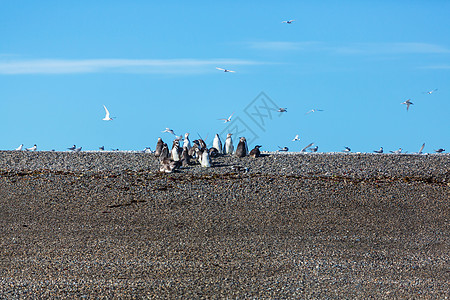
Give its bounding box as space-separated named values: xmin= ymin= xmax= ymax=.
xmin=102 ymin=105 xmax=113 ymax=121
xmin=15 ymin=144 xmax=24 ymax=151
xmin=219 ymin=112 xmax=234 ymax=123
xmin=26 ymin=144 xmax=37 ymax=151
xmin=216 ymin=67 xmax=235 ymax=73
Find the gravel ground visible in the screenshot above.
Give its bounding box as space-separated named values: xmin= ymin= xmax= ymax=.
xmin=0 ymin=151 xmax=449 ymax=298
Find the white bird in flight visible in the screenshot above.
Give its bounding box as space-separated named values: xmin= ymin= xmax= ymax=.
xmin=401 ymin=99 xmax=413 ymax=111
xmin=306 ymin=109 xmax=324 ymax=115
xmin=219 ymin=112 xmax=234 ymax=123
xmin=102 ymin=105 xmax=113 ymax=121
xmin=15 ymin=144 xmax=24 ymax=151
xmin=292 ymin=134 xmax=300 ymax=141
xmin=162 ymin=128 xmax=176 ymax=135
xmin=282 ymin=20 xmax=295 ymax=24
xmin=216 ymin=67 xmax=236 ymax=73
xmin=424 ymin=89 xmax=438 ymax=95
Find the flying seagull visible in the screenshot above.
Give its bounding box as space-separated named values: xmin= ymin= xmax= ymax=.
xmin=216 ymin=67 xmax=235 ymax=73
xmin=277 ymin=146 xmax=289 ymax=152
xmin=292 ymin=134 xmax=300 ymax=141
xmin=282 ymin=20 xmax=295 ymax=24
xmin=219 ymin=112 xmax=234 ymax=123
xmin=424 ymin=89 xmax=438 ymax=95
xmin=373 ymin=147 xmax=383 ymax=154
xmin=306 ymin=109 xmax=324 ymax=115
xmin=15 ymin=144 xmax=24 ymax=151
xmin=162 ymin=128 xmax=176 ymax=135
xmin=401 ymin=99 xmax=413 ymax=111
xmin=102 ymin=105 xmax=113 ymax=121
xmin=277 ymin=108 xmax=287 ymax=112
xmin=301 ymin=142 xmax=314 ymax=153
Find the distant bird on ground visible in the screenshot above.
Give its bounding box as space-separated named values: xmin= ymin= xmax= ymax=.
xmin=162 ymin=128 xmax=176 ymax=135
xmin=401 ymin=99 xmax=413 ymax=111
xmin=216 ymin=67 xmax=235 ymax=73
xmin=292 ymin=134 xmax=300 ymax=141
xmin=282 ymin=20 xmax=295 ymax=24
xmin=343 ymin=147 xmax=351 ymax=153
xmin=15 ymin=144 xmax=24 ymax=151
xmin=306 ymin=109 xmax=324 ymax=115
xmin=424 ymin=89 xmax=438 ymax=95
xmin=143 ymin=146 xmax=153 ymax=154
xmin=160 ymin=157 xmax=181 ymax=173
xmin=277 ymin=108 xmax=287 ymax=112
xmin=99 ymin=146 xmax=104 ymax=151
xmin=301 ymin=143 xmax=314 ymax=153
xmin=26 ymin=144 xmax=37 ymax=151
xmin=374 ymin=147 xmax=383 ymax=154
xmin=435 ymin=148 xmax=445 ymax=153
xmin=102 ymin=105 xmax=113 ymax=121
xmin=74 ymin=147 xmax=82 ymax=152
xmin=249 ymin=145 xmax=262 ymax=158
xmin=418 ymin=143 xmax=425 ymax=155
xmin=277 ymin=146 xmax=289 ymax=152
xmin=67 ymin=145 xmax=76 ymax=151
xmin=390 ymin=148 xmax=402 ymax=154
xmin=309 ymin=146 xmax=318 ymax=152
xmin=219 ymin=112 xmax=234 ymax=123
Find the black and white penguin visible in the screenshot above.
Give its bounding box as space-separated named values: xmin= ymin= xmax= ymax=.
xmin=235 ymin=137 xmax=248 ymax=158
xmin=223 ymin=133 xmax=234 ymax=154
xmin=160 ymin=157 xmax=181 ymax=173
xmin=181 ymin=146 xmax=191 ymax=167
xmin=155 ymin=138 xmax=164 ymax=157
xmin=213 ymin=134 xmax=223 ymax=154
xmin=209 ymin=147 xmax=219 ymax=158
xmin=171 ymin=140 xmax=181 ymax=161
xmin=183 ymin=133 xmax=191 ymax=151
xmin=159 ymin=143 xmax=169 ymax=161
xmin=249 ymin=145 xmax=262 ymax=158
xmin=201 ymin=148 xmax=211 ymax=167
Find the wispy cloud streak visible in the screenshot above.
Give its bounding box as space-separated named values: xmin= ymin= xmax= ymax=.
xmin=0 ymin=58 xmax=264 ymax=74
xmin=248 ymin=41 xmax=450 ymax=55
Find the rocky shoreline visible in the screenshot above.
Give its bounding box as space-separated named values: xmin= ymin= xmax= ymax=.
xmin=1 ymin=151 xmax=449 ymax=298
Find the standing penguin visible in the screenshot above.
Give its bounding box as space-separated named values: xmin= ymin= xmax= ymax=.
xmin=159 ymin=143 xmax=169 ymax=161
xmin=183 ymin=133 xmax=191 ymax=151
xmin=201 ymin=148 xmax=211 ymax=167
xmin=181 ymin=146 xmax=191 ymax=167
xmin=155 ymin=138 xmax=164 ymax=157
xmin=223 ymin=133 xmax=234 ymax=154
xmin=212 ymin=134 xmax=223 ymax=154
xmin=249 ymin=145 xmax=262 ymax=158
xmin=235 ymin=137 xmax=248 ymax=158
xmin=171 ymin=140 xmax=181 ymax=161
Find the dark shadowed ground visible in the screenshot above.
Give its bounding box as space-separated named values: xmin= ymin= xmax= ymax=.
xmin=0 ymin=152 xmax=449 ymax=298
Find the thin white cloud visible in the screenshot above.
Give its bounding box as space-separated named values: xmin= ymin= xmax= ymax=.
xmin=248 ymin=41 xmax=450 ymax=55
xmin=0 ymin=58 xmax=264 ymax=74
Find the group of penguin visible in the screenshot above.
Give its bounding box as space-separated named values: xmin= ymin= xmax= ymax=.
xmin=156 ymin=133 xmax=262 ymax=173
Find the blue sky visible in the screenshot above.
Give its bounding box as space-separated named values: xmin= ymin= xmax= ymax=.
xmin=1 ymin=1 xmax=449 ymax=152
